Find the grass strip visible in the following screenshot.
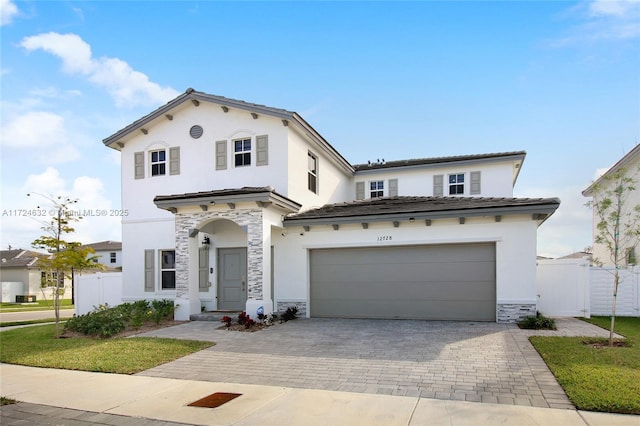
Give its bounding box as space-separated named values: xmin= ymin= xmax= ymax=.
xmin=529 ymin=316 xmax=640 ymax=414
xmin=0 ymin=324 xmax=213 ymax=374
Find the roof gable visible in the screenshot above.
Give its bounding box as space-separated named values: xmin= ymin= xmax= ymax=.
xmin=583 ymin=144 xmax=640 ymax=196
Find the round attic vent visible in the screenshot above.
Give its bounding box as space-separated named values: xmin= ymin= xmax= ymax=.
xmin=190 ymin=125 xmax=204 ymax=139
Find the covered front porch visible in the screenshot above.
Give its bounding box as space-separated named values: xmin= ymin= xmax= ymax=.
xmin=153 ymin=187 xmax=301 ymax=321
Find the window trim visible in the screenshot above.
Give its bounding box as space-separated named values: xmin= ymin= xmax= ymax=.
xmin=448 ymin=173 xmax=465 ymax=195
xmin=110 ymin=252 xmax=117 ymax=264
xmin=233 ymin=138 xmax=252 ymax=167
xmin=308 ymin=151 xmax=318 ymax=194
xmin=159 ymin=249 xmax=176 ymax=291
xmin=150 ymin=149 xmax=167 ymax=177
xmin=369 ymin=180 xmax=384 ymax=198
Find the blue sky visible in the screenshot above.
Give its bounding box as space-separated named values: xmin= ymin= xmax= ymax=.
xmin=1 ymin=0 xmax=638 ymax=257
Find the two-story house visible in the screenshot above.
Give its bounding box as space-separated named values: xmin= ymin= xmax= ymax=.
xmin=82 ymin=241 xmax=122 ymax=270
xmin=582 ymin=144 xmax=640 ymax=266
xmin=103 ymin=88 xmax=559 ymax=323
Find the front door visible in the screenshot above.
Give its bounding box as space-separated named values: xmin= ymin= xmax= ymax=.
xmin=218 ymin=248 xmax=247 ymax=311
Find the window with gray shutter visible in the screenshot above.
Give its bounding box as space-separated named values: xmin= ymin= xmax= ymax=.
xmin=169 ymin=147 xmax=180 ymax=175
xmin=433 ymin=174 xmax=443 ymax=196
xmin=144 ymin=249 xmax=155 ymax=292
xmin=356 ymin=182 xmax=365 ymax=200
xmin=389 ymin=179 xmax=398 ymax=197
xmin=256 ymin=135 xmax=268 ymax=166
xmin=470 ymin=171 xmax=481 ymax=195
xmin=216 ymin=140 xmax=227 ymax=170
xmin=134 ymin=152 xmax=145 ymax=179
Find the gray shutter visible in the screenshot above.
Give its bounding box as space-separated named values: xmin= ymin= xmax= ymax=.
xmin=216 ymin=140 xmax=227 ymax=170
xmin=433 ymin=174 xmax=443 ymax=196
xmin=470 ymin=171 xmax=481 ymax=195
xmin=134 ymin=152 xmax=145 ymax=179
xmin=169 ymin=147 xmax=180 ymax=175
xmin=256 ymin=135 xmax=268 ymax=166
xmin=356 ymin=182 xmax=365 ymax=200
xmin=198 ymin=248 xmax=209 ymax=291
xmin=389 ymin=179 xmax=398 ymax=197
xmin=144 ymin=249 xmax=155 ymax=292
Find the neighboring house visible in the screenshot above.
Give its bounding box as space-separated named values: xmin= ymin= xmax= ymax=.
xmin=582 ymin=144 xmax=640 ymax=266
xmin=0 ymin=249 xmax=71 ymax=301
xmin=82 ymin=240 xmax=122 ymax=269
xmin=103 ymin=88 xmax=560 ymax=323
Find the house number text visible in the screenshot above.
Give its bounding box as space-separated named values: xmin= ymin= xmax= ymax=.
xmin=377 ymin=235 xmax=392 ymax=242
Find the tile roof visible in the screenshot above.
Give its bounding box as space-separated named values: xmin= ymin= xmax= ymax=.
xmin=0 ymin=250 xmax=46 ymax=268
xmin=284 ymin=196 xmax=560 ymax=223
xmin=353 ymin=151 xmax=526 ymax=171
xmin=154 ymin=187 xmax=277 ymax=202
xmin=82 ymin=241 xmax=122 ymax=251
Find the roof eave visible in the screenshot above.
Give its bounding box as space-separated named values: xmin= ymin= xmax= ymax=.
xmin=583 ymin=144 xmax=640 ymax=197
xmin=283 ymin=201 xmax=560 ymax=227
xmin=154 ymin=191 xmax=301 ymax=213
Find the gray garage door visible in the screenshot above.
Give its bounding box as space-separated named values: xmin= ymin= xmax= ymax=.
xmin=310 ymin=243 xmax=496 ymax=321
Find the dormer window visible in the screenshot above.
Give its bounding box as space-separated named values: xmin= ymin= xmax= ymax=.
xmin=449 ymin=173 xmax=464 ymax=195
xmin=234 ymin=138 xmax=251 ymax=167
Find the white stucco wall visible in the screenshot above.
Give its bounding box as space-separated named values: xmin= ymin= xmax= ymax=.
xmin=273 ymin=214 xmax=540 ymax=315
xmin=120 ymin=102 xmax=291 ymax=221
xmin=92 ymin=250 xmax=122 ymax=268
xmin=354 ymin=161 xmax=516 ymax=199
xmin=286 ymin=127 xmax=352 ymax=209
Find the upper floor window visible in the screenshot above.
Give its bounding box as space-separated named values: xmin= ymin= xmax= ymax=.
xmin=160 ymin=250 xmax=176 ymax=290
xmin=308 ymin=152 xmax=318 ymax=193
xmin=110 ymin=252 xmax=117 ymax=264
xmin=150 ymin=150 xmax=166 ymax=176
xmin=234 ymin=138 xmax=251 ymax=167
xmin=370 ymin=181 xmax=384 ymax=198
xmin=449 ymin=173 xmax=464 ymax=195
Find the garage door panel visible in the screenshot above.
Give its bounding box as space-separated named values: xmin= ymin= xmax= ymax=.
xmin=312 ymin=280 xmax=495 ymax=300
xmin=312 ymin=299 xmax=495 ymax=321
xmin=311 ymin=263 xmax=494 ymax=283
xmin=310 ymin=243 xmax=496 ymax=321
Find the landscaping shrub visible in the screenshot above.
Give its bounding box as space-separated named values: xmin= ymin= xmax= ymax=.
xmin=518 ymin=311 xmax=556 ymax=330
xmin=64 ymin=299 xmax=175 ymax=338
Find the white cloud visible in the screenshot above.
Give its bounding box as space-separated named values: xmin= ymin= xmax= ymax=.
xmin=1 ymin=111 xmax=67 ymax=147
xmin=12 ymin=168 xmax=122 ymax=246
xmin=20 ymin=32 xmax=179 ymax=107
xmin=590 ymin=0 xmax=639 ymax=17
xmin=557 ymin=0 xmax=640 ymax=43
xmin=0 ymin=111 xmax=81 ymax=164
xmin=1 ymin=0 xmax=19 ymax=26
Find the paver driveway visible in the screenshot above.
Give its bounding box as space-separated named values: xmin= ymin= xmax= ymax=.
xmin=136 ymin=318 xmax=592 ymax=409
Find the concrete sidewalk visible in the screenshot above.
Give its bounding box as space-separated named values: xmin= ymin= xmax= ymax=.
xmin=1 ymin=364 xmax=637 ymax=426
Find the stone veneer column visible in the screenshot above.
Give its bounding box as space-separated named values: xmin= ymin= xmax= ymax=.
xmin=174 ymin=213 xmax=200 ymax=320
xmin=172 ymin=208 xmax=265 ymax=320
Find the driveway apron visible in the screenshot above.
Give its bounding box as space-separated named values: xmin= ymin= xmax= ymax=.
xmin=136 ymin=318 xmax=587 ymax=409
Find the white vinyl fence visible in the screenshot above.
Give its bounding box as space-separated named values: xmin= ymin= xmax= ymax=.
xmin=74 ymin=272 xmax=123 ymax=316
xmin=537 ymin=259 xmax=640 ymax=317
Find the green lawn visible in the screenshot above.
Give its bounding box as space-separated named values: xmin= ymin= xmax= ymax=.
xmin=0 ymin=300 xmax=74 ymax=312
xmin=530 ymin=316 xmax=640 ymax=414
xmin=0 ymin=324 xmax=213 ymax=374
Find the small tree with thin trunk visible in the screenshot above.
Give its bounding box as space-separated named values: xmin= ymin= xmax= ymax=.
xmin=586 ymin=168 xmax=640 ymax=346
xmin=29 ymin=194 xmax=100 ymax=337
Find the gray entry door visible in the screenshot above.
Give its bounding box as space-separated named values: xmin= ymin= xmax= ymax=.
xmin=310 ymin=243 xmax=496 ymax=321
xmin=218 ymin=248 xmax=247 ymax=311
